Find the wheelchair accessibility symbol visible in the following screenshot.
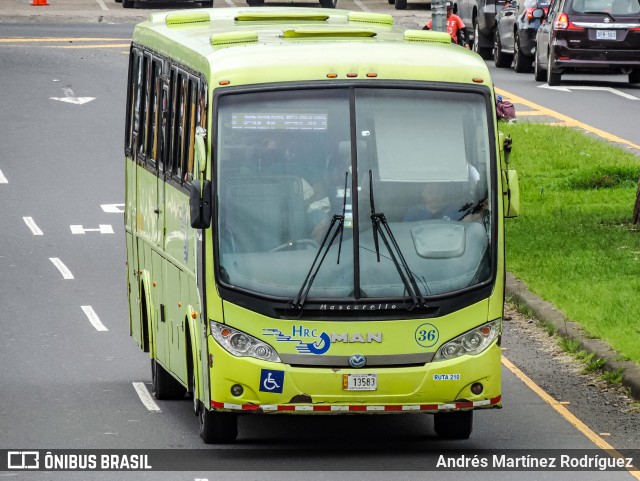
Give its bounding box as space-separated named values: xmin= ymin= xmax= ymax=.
xmin=259 ymin=369 xmax=284 ymax=393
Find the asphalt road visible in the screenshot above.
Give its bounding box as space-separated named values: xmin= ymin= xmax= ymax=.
xmin=0 ymin=5 xmax=639 ymax=481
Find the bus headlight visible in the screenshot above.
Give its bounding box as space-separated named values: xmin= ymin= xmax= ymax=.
xmin=210 ymin=321 xmax=281 ymax=363
xmin=433 ymin=319 xmax=501 ymax=362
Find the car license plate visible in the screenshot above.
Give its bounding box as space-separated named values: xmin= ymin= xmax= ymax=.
xmin=343 ymin=373 xmax=377 ymax=391
xmin=596 ymin=30 xmax=616 ymax=40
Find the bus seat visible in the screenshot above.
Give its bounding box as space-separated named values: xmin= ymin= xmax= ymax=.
xmin=221 ymin=175 xmax=307 ymax=253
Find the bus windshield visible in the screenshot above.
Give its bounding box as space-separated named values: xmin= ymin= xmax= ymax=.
xmin=216 ymin=87 xmax=493 ymax=301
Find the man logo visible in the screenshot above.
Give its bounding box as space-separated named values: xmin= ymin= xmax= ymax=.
xmin=349 ymin=354 xmax=367 ymax=368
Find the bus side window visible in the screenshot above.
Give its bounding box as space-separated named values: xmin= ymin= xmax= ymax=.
xmin=182 ymin=77 xmax=198 ymax=183
xmin=146 ymin=59 xmax=162 ymax=166
xmin=131 ymin=49 xmax=146 ymax=162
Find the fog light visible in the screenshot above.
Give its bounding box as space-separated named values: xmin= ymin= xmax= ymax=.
xmin=231 ymin=384 xmax=244 ymax=397
xmin=471 ymin=382 xmax=483 ymax=395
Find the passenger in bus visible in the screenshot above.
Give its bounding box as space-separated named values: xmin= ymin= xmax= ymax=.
xmin=259 ymin=137 xmax=332 ymax=243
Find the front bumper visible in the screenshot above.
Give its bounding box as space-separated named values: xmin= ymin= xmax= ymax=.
xmin=207 ymin=337 xmax=502 ymax=414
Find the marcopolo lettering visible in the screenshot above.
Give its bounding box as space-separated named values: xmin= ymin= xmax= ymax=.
xmin=319 ymin=303 xmax=397 ymax=311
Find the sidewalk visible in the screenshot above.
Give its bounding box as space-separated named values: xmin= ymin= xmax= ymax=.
xmin=506 ymin=273 xmax=640 ymax=401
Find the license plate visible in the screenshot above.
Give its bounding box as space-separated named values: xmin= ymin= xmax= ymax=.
xmin=596 ymin=30 xmax=616 ymax=40
xmin=343 ymin=373 xmax=377 ymax=391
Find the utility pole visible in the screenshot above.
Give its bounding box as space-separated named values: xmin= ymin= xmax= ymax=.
xmin=431 ymin=0 xmax=447 ymax=33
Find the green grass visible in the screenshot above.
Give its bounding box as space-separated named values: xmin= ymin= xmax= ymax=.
xmin=501 ymin=123 xmax=640 ymax=365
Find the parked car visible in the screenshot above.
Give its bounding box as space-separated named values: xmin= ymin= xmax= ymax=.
xmin=456 ymin=0 xmax=509 ymax=58
xmin=533 ymin=0 xmax=640 ymax=85
xmin=120 ymin=0 xmax=212 ymax=7
xmin=494 ymin=0 xmax=550 ymax=71
xmin=247 ymin=0 xmax=337 ymax=5
xmin=388 ymin=0 xmax=428 ymax=9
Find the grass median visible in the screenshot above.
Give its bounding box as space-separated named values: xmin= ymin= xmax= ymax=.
xmin=500 ymin=122 xmax=640 ymax=365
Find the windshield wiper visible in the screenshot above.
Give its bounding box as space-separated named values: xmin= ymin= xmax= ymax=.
xmin=292 ymin=172 xmax=349 ymax=310
xmin=369 ymin=171 xmax=426 ymax=308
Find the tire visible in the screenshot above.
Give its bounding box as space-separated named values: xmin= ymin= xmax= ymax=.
xmin=394 ymin=0 xmax=407 ymax=9
xmin=513 ymin=32 xmax=532 ymax=73
xmin=629 ymin=70 xmax=640 ymax=84
xmin=493 ymin=29 xmax=513 ymax=68
xmin=473 ymin=23 xmax=492 ymax=60
xmin=114 ymin=0 xmax=122 ymax=3
xmin=151 ymin=359 xmax=186 ymax=401
xmin=388 ymin=0 xmax=395 ymax=3
xmin=201 ymin=0 xmax=213 ymax=5
xmin=199 ymin=405 xmax=238 ymax=444
xmin=122 ymin=0 xmax=133 ymax=7
xmin=534 ymin=50 xmax=546 ymax=81
xmin=547 ymin=53 xmax=561 ymax=86
xmin=246 ymin=0 xmax=264 ymax=5
xmin=319 ymin=0 xmax=337 ymax=7
xmin=433 ymin=411 xmax=473 ymax=440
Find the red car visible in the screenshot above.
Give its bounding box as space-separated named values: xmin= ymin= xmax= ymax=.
xmin=533 ymin=0 xmax=640 ymax=85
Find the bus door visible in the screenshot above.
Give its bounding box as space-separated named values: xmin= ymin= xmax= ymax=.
xmin=126 ymin=47 xmax=143 ymax=349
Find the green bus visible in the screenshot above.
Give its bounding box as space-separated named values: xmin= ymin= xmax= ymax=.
xmin=124 ymin=7 xmax=519 ymax=444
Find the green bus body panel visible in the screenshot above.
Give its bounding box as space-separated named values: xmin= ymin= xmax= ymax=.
xmin=126 ymin=7 xmax=509 ymax=417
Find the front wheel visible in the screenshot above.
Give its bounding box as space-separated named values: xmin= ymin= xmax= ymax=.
xmin=493 ymin=29 xmax=513 ymax=68
xmin=433 ymin=411 xmax=473 ymax=439
xmin=473 ymin=23 xmax=492 ymax=59
xmin=200 ymin=0 xmax=213 ymax=6
xmin=319 ymin=0 xmax=337 ymax=7
xmin=199 ymin=405 xmax=239 ymax=444
xmin=395 ymin=0 xmax=407 ymax=9
xmin=513 ymin=32 xmax=532 ymax=73
xmin=151 ymin=359 xmax=186 ymax=400
xmin=246 ymin=0 xmax=264 ymax=5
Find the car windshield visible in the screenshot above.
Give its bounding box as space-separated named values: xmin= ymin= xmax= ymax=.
xmin=216 ymin=87 xmax=493 ymax=302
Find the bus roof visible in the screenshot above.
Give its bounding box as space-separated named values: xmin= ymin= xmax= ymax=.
xmin=133 ymin=7 xmax=493 ymax=89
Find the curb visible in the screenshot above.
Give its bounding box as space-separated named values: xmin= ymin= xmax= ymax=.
xmin=505 ymin=272 xmax=640 ymax=401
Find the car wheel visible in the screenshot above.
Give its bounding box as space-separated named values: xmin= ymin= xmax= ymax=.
xmin=493 ymin=29 xmax=513 ymax=68
xmin=629 ymin=70 xmax=640 ymax=84
xmin=200 ymin=0 xmax=213 ymax=5
xmin=199 ymin=405 xmax=238 ymax=444
xmin=395 ymin=0 xmax=407 ymax=9
xmin=547 ymin=52 xmax=561 ymax=86
xmin=388 ymin=0 xmax=395 ymax=3
xmin=434 ymin=411 xmax=473 ymax=439
xmin=534 ymin=49 xmax=546 ymax=81
xmin=114 ymin=0 xmax=122 ymax=3
xmin=473 ymin=23 xmax=492 ymax=60
xmin=513 ymin=32 xmax=532 ymax=73
xmin=122 ymin=0 xmax=133 ymax=7
xmin=246 ymin=0 xmax=264 ymax=5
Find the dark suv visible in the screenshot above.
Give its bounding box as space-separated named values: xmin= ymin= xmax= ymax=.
xmin=533 ymin=0 xmax=640 ymax=85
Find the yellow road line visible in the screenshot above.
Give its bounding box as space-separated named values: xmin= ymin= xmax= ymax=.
xmin=495 ymin=87 xmax=640 ymax=151
xmin=502 ymin=355 xmax=640 ymax=478
xmin=45 ymin=44 xmax=131 ymax=49
xmin=0 ymin=37 xmax=130 ymax=42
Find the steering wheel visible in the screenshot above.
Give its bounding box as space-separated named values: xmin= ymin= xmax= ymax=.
xmin=270 ymin=239 xmax=320 ymax=252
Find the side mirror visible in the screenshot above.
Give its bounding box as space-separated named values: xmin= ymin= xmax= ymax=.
xmin=190 ymin=180 xmax=212 ymax=229
xmin=531 ymin=7 xmax=546 ymax=18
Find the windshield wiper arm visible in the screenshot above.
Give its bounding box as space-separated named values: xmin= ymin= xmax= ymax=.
xmin=369 ymin=170 xmax=426 ymax=308
xmin=292 ymin=172 xmax=349 ymax=310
